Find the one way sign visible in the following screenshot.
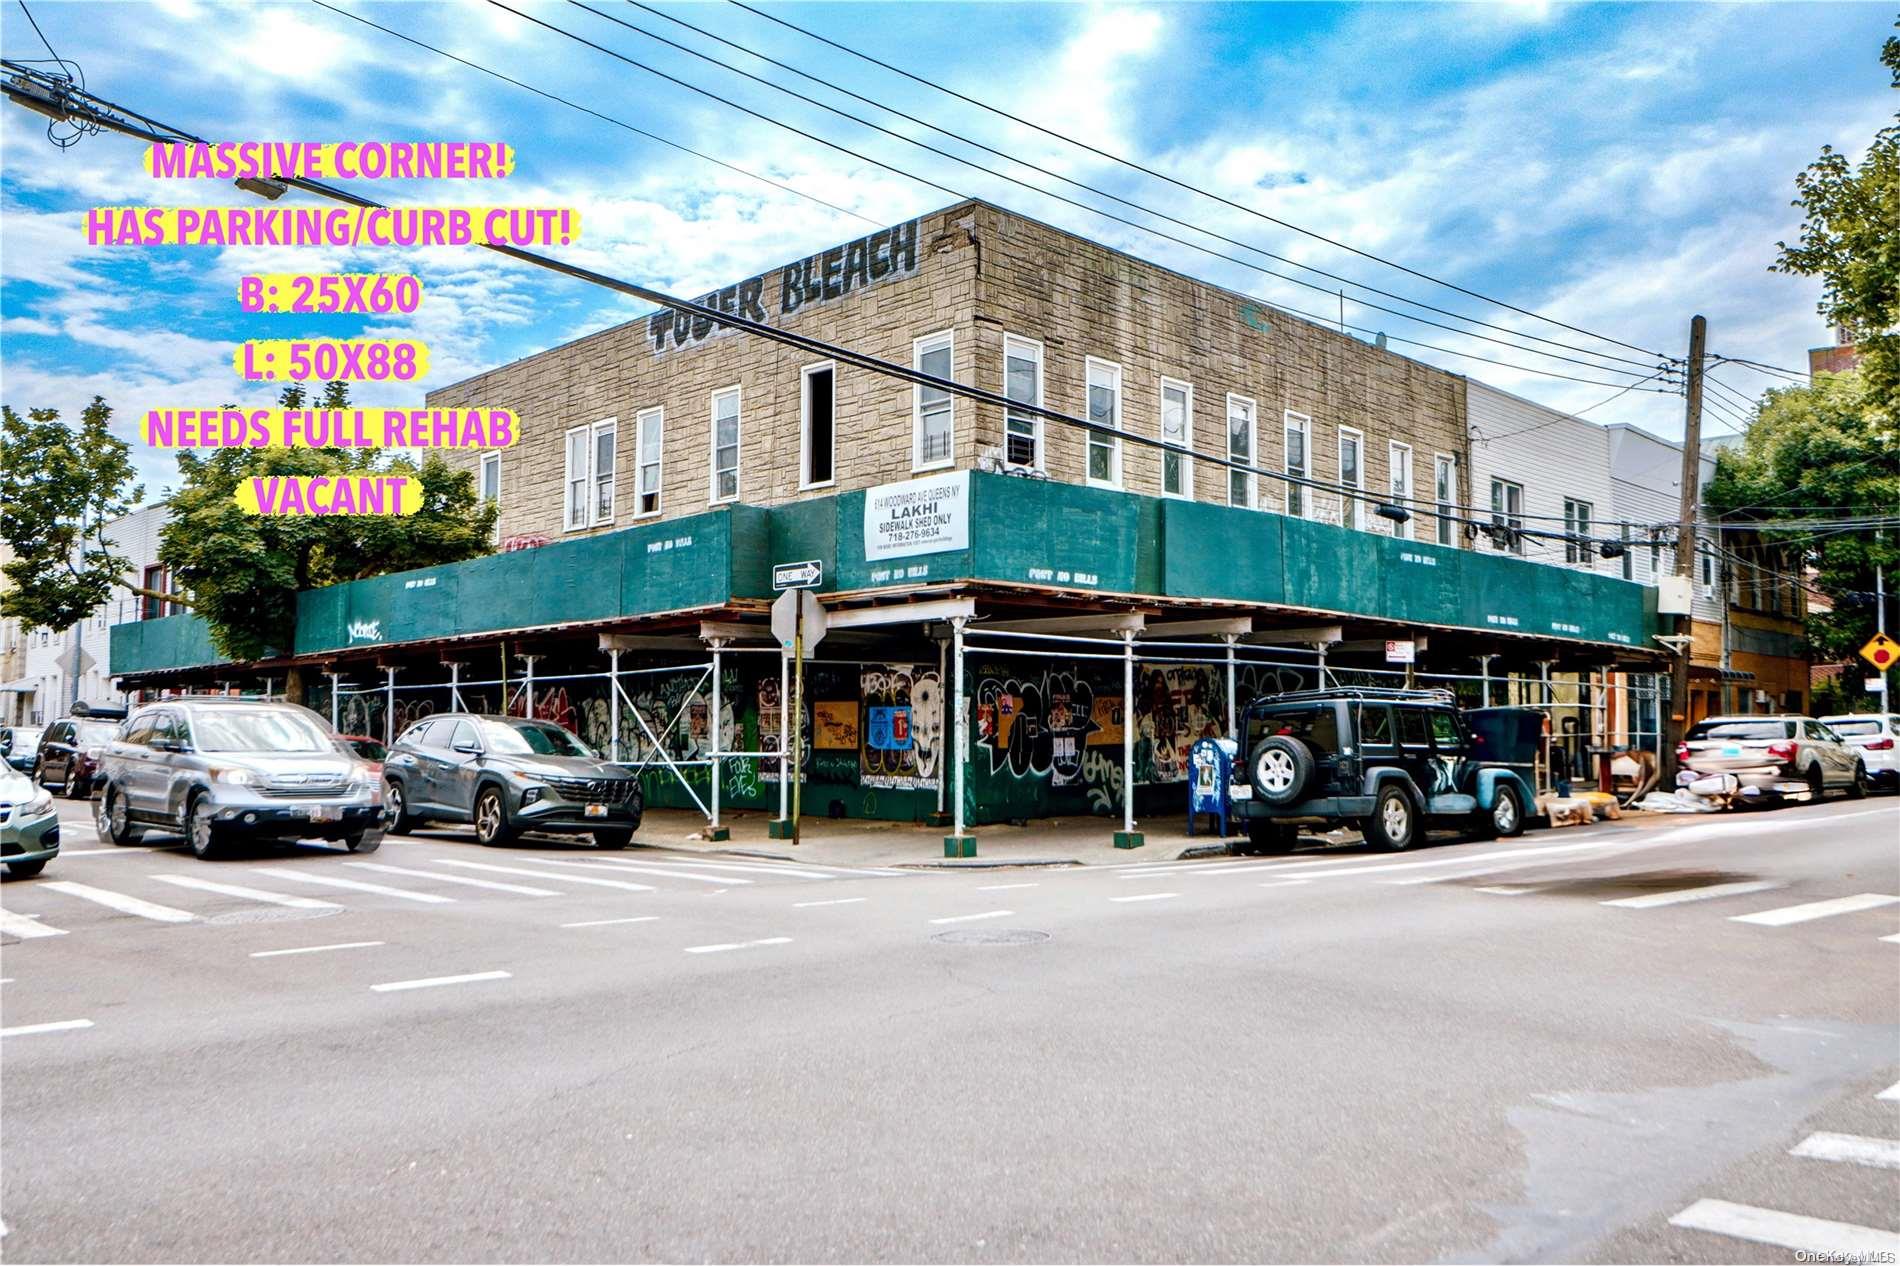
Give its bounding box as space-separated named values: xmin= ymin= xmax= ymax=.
xmin=772 ymin=559 xmax=823 ymax=590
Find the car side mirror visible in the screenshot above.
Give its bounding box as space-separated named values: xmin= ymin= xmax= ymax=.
xmin=453 ymin=739 xmax=482 ymax=754
xmin=152 ymin=738 xmax=185 ymax=753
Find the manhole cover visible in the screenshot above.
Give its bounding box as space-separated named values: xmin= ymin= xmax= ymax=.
xmin=930 ymin=928 xmax=1050 ymax=945
xmin=206 ymin=907 xmax=342 ymax=926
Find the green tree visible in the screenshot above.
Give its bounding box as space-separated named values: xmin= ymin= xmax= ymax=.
xmin=1775 ymin=20 xmax=1900 ymax=416
xmin=0 ymin=395 xmax=161 ymax=631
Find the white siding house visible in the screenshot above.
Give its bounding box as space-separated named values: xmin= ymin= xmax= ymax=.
xmin=1465 ymin=381 xmax=1617 ymax=574
xmin=1606 ymin=423 xmax=1721 ymax=624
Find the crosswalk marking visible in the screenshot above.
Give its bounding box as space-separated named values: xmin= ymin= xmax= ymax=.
xmin=550 ymin=858 xmax=749 ymax=885
xmin=929 ymin=910 xmax=1012 ymax=924
xmin=344 ymin=862 xmax=558 ymax=896
xmin=1877 ymin=1081 xmax=1900 ymax=1102
xmin=1882 ymin=933 xmax=1900 ymax=945
xmin=977 ymin=883 xmax=1038 ymax=891
xmin=250 ymin=941 xmax=385 ymax=958
xmin=1731 ymin=893 xmax=1900 ymax=927
xmin=1 ymin=1018 xmax=93 ymax=1039
xmin=684 ymin=937 xmax=791 ymax=954
xmin=265 ymin=871 xmax=455 ymax=904
xmin=40 ymin=881 xmax=195 ymax=923
xmin=0 ymin=909 xmax=66 ymax=939
xmin=1790 ymin=1132 xmax=1900 ymax=1171
xmin=1475 ymin=886 xmax=1536 ymax=895
xmin=435 ymin=858 xmax=653 ymax=892
xmin=1601 ymin=880 xmax=1782 ymax=909
xmin=1259 ymin=879 xmax=1312 ymax=888
xmin=792 ymin=897 xmax=865 ymax=907
xmin=646 ymin=858 xmax=828 ymax=880
xmin=1110 ymin=892 xmax=1178 ymax=903
xmin=370 ymin=970 xmax=510 ymax=993
xmin=561 ymin=916 xmax=660 ymax=928
xmin=1669 ymin=1199 xmax=1900 ymax=1257
xmin=150 ymin=875 xmax=341 ymax=909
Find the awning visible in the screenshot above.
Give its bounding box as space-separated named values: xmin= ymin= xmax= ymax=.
xmin=0 ymin=678 xmax=36 ymax=694
xmin=1690 ymin=666 xmax=1756 ymax=682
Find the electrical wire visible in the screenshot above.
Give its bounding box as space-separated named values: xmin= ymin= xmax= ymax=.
xmin=1710 ymin=354 xmax=1808 ymax=383
xmin=725 ymin=0 xmax=1671 ymax=362
xmin=1471 ymin=369 xmax=1675 ymax=448
xmin=1703 ymin=374 xmax=1760 ymax=414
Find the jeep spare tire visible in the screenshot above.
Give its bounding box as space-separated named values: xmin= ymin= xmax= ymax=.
xmin=1250 ymin=736 xmax=1314 ymax=805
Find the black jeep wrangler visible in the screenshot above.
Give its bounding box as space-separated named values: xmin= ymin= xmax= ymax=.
xmin=1233 ymin=688 xmax=1536 ymax=854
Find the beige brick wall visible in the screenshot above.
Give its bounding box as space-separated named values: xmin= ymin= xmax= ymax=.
xmin=431 ymin=199 xmax=1470 ymax=546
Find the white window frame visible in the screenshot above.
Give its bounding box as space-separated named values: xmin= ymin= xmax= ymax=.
xmin=1564 ymin=496 xmax=1593 ymax=566
xmin=1083 ymin=356 xmax=1123 ymax=490
xmin=1433 ymin=453 xmax=1457 ymax=547
xmin=1282 ymin=410 xmax=1311 ymax=518
xmin=1490 ymin=477 xmax=1525 ymax=554
xmin=591 ymin=418 xmax=616 ymax=526
xmin=634 ymin=406 xmax=664 ymax=519
xmin=912 ymin=330 xmax=956 ymax=472
xmin=798 ymin=360 xmax=837 ymax=491
xmin=1002 ymin=333 xmax=1044 ymax=473
xmin=478 ymin=450 xmax=501 ymax=543
xmin=1158 ymin=376 xmax=1194 ymax=500
xmin=562 ymin=420 xmax=616 ymax=533
xmin=1387 ymin=441 xmax=1414 ymax=540
xmin=709 ymin=385 xmax=741 ymax=505
xmin=1226 ymin=394 xmax=1257 ymax=509
xmin=1338 ymin=425 xmax=1366 ymax=530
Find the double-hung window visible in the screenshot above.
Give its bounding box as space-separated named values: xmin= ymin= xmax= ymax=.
xmin=1002 ymin=335 xmax=1042 ymax=470
xmin=1490 ymin=478 xmax=1525 ymax=553
xmin=635 ymin=407 xmax=663 ymax=517
xmin=563 ymin=418 xmax=615 ymax=530
xmin=1339 ymin=427 xmax=1365 ymax=530
xmin=1227 ymin=395 xmax=1257 ymax=508
xmin=710 ymin=387 xmax=741 ymax=504
xmin=1387 ymin=441 xmax=1414 ymax=539
xmin=1564 ymin=497 xmax=1592 ymax=564
xmin=1433 ymin=454 xmax=1456 ymax=546
xmin=1619 ymin=525 xmax=1634 ymax=579
xmin=913 ymin=331 xmax=954 ymax=470
xmin=479 ymin=451 xmax=501 ymax=542
xmin=1283 ymin=411 xmax=1310 ymax=517
xmin=801 ymin=363 xmax=835 ymax=488
xmin=1084 ymin=357 xmax=1122 ymax=488
xmin=1159 ymin=377 xmax=1193 ymax=498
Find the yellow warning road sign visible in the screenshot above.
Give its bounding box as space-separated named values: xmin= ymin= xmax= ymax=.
xmin=1860 ymin=632 xmax=1899 ymax=672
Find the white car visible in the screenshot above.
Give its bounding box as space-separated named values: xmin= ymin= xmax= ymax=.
xmin=1677 ymin=714 xmax=1869 ymax=804
xmin=1821 ymin=713 xmax=1899 ymax=792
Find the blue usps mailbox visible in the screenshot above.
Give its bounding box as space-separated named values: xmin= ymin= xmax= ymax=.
xmin=1187 ymin=737 xmax=1238 ymax=838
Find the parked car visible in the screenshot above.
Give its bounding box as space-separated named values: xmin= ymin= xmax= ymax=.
xmin=382 ymin=713 xmax=643 ymax=848
xmin=1 ymin=726 xmax=44 ymax=774
xmin=1233 ymin=688 xmax=1537 ymax=853
xmin=339 ymin=735 xmax=387 ymax=774
xmin=95 ymin=698 xmax=385 ymax=859
xmin=34 ymin=714 xmax=125 ymax=799
xmin=1 ymin=766 xmax=60 ymax=878
xmin=1677 ymin=715 xmax=1867 ymax=804
xmin=1818 ymin=713 xmax=1898 ymax=792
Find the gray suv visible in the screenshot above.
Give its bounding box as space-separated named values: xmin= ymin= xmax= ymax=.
xmin=382 ymin=714 xmax=643 ymax=848
xmin=97 ymin=699 xmax=386 ymax=859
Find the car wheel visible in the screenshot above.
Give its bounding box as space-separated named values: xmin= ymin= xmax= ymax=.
xmin=1249 ymin=736 xmax=1314 ymax=806
xmin=100 ymin=786 xmax=145 ymax=846
xmin=473 ymin=785 xmax=516 ymax=846
xmin=66 ymin=771 xmax=90 ymax=800
xmin=1246 ymin=820 xmax=1297 ymax=854
xmin=1846 ymin=762 xmax=1868 ymax=800
xmin=594 ymin=829 xmax=633 ymax=850
xmin=1475 ymin=783 xmax=1526 ymax=840
xmin=383 ymin=779 xmax=415 ymax=835
xmin=1365 ymin=785 xmax=1417 ymax=852
xmin=1806 ymin=763 xmax=1826 ymax=803
xmin=625 ymin=789 xmax=644 ymax=834
xmin=187 ymin=794 xmax=224 ymax=860
xmin=343 ymin=828 xmax=383 ymax=854
xmin=6 ymin=858 xmax=46 ymax=879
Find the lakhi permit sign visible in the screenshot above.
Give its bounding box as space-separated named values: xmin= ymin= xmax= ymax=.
xmin=863 ymin=472 xmax=969 ymax=561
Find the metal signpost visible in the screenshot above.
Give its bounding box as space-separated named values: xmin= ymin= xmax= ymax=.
xmin=770 ymin=562 xmax=826 ymax=845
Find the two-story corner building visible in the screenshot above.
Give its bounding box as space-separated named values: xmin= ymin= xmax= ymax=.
xmin=111 ymin=201 xmax=1668 ymax=840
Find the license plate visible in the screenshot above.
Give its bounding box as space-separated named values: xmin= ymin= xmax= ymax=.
xmin=1721 ymin=745 xmax=1743 ymax=756
xmin=307 ymin=805 xmax=341 ymax=822
xmin=584 ymin=803 xmax=608 ymax=818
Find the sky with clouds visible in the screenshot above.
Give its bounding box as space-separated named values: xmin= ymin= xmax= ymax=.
xmin=1 ymin=0 xmax=1891 ymax=505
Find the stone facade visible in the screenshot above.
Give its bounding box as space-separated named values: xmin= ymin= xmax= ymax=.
xmin=430 ymin=199 xmax=1471 ymax=550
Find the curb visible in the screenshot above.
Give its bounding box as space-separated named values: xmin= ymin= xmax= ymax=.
xmin=1175 ymin=843 xmax=1240 ymax=860
xmin=894 ymin=858 xmax=1085 ymax=870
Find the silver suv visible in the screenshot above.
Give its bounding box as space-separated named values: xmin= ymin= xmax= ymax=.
xmin=1677 ymin=714 xmax=1869 ymax=804
xmin=96 ymin=699 xmax=385 ymax=859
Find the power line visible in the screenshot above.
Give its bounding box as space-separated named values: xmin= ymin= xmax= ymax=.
xmin=1703 ymin=374 xmax=1759 ymax=414
xmin=725 ymin=0 xmax=1670 ymax=362
xmin=614 ymin=0 xmax=1663 ymax=378
xmin=1710 ymin=354 xmax=1807 ymax=383
xmin=513 ymin=0 xmax=1674 ymax=391
xmin=308 ymin=0 xmax=880 ymax=228
xmin=1471 ymin=369 xmax=1674 ymax=448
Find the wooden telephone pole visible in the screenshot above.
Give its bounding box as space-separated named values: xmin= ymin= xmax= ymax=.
xmin=1665 ymin=314 xmax=1707 ymax=783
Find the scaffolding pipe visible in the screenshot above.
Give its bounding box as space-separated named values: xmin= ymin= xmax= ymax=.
xmin=383 ymin=667 xmax=395 ymax=745
xmin=1121 ymin=631 xmax=1136 ymax=839
xmin=709 ymin=640 xmax=723 ymax=832
xmin=936 ymin=636 xmax=948 ymax=817
xmin=952 ymin=616 xmax=967 ymax=840
xmin=608 ymin=650 xmax=620 ymax=763
xmin=522 ymin=655 xmax=537 ymax=720
xmin=448 ymin=662 xmax=464 ymax=713
xmin=778 ymin=646 xmax=789 ymax=823
xmin=1224 ymin=634 xmax=1237 ymax=740
xmin=327 ymin=673 xmax=341 ymax=730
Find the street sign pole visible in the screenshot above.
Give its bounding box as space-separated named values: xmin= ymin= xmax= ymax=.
xmin=790 ymin=599 xmax=804 ymax=846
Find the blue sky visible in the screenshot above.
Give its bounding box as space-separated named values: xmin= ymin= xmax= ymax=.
xmin=1 ymin=0 xmax=1892 ymax=504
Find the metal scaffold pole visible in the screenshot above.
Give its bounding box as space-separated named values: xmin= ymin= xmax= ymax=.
xmin=607 ymin=650 xmax=621 ymax=763
xmin=1116 ymin=630 xmax=1142 ymax=849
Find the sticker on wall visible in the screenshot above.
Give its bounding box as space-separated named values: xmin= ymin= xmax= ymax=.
xmin=813 ymin=700 xmax=860 ymax=751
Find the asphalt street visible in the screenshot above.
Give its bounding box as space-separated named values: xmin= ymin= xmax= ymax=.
xmin=3 ymin=794 xmax=1896 ymax=1263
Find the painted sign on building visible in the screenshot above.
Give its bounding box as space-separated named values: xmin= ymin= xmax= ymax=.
xmin=863 ymin=471 xmax=969 ymax=561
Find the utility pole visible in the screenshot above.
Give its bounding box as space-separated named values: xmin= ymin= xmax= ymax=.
xmin=1877 ymin=556 xmax=1890 ymax=715
xmin=1665 ymin=314 xmax=1707 ymax=783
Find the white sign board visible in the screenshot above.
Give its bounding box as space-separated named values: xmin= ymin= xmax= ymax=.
xmin=772 ymin=559 xmax=823 ymax=590
xmin=1385 ymin=639 xmax=1416 ymax=664
xmin=770 ymin=588 xmax=827 ymax=650
xmin=1868 ymin=677 xmax=1886 ymax=694
xmin=863 ymin=471 xmax=969 ymax=561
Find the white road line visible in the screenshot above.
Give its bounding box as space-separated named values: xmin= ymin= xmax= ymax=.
xmin=0 ymin=1018 xmax=93 ymax=1038
xmin=1601 ymin=880 xmax=1782 ymax=909
xmin=370 ymin=970 xmax=511 ymax=993
xmin=1877 ymin=1081 xmax=1900 ymax=1102
xmin=977 ymin=883 xmax=1039 ymax=891
xmin=1668 ymin=1198 xmax=1900 ymax=1257
xmin=40 ymin=880 xmax=195 ymax=923
xmin=1882 ymin=933 xmax=1900 ymax=944
xmin=432 ymin=859 xmax=653 ymax=892
xmin=1110 ymin=892 xmax=1179 ymax=903
xmin=929 ymin=910 xmax=1013 ymax=924
xmin=1731 ymin=893 xmax=1900 ymax=927
xmin=792 ymin=897 xmax=866 ymax=908
xmin=344 ymin=862 xmax=558 ymax=896
xmin=150 ymin=875 xmax=341 ymax=909
xmin=0 ymin=910 xmax=66 ymax=939
xmin=1258 ymin=879 xmax=1312 ymax=888
xmin=265 ymin=871 xmax=454 ymax=904
xmin=561 ymin=915 xmax=660 ymax=928
xmin=645 ymin=859 xmax=829 ymax=879
xmin=1790 ymin=1131 xmax=1900 ymax=1171
xmin=547 ymin=858 xmax=748 ymax=885
xmin=250 ymin=940 xmax=385 ymax=958
xmin=48 ymin=847 xmax=156 ymax=856
xmin=684 ymin=937 xmax=792 ymax=954
xmin=1474 ymin=885 xmax=1538 ymax=895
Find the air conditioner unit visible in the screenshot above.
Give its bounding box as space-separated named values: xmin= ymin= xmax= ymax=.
xmin=1656 ymin=574 xmax=1693 ymax=616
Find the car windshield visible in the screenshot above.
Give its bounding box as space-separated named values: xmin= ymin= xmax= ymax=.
xmin=1686 ymin=720 xmax=1794 ymax=742
xmin=477 ymin=721 xmax=592 ymax=758
xmin=6 ymin=728 xmax=43 ymax=750
xmin=188 ymin=708 xmax=334 ymax=753
xmin=76 ymin=722 xmax=118 ymax=744
xmin=1826 ymin=719 xmax=1883 ymax=737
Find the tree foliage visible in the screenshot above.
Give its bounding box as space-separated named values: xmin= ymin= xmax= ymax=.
xmin=0 ymin=396 xmax=143 ymax=632
xmin=1774 ymin=20 xmax=1900 ymax=416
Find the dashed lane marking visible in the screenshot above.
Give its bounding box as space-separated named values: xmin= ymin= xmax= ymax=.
xmin=928 ymin=910 xmax=1013 ymax=924
xmin=40 ymin=880 xmax=195 ymax=923
xmin=1259 ymin=879 xmax=1312 ymax=888
xmin=1882 ymin=933 xmax=1900 ymax=945
xmin=150 ymin=874 xmax=341 ymax=909
xmin=250 ymin=940 xmax=385 ymax=958
xmin=1877 ymin=1081 xmax=1900 ymax=1102
xmin=265 ymin=870 xmax=454 ymax=904
xmin=561 ymin=916 xmax=660 ymax=928
xmin=370 ymin=970 xmax=511 ymax=993
xmin=792 ymin=897 xmax=866 ymax=908
xmin=1668 ymin=1199 xmax=1900 ymax=1257
xmin=0 ymin=910 xmax=66 ymax=939
xmin=0 ymin=1018 xmax=93 ymax=1039
xmin=1110 ymin=892 xmax=1179 ymax=903
xmin=1790 ymin=1132 xmax=1900 ymax=1171
xmin=1731 ymin=893 xmax=1900 ymax=927
xmin=1601 ymin=880 xmax=1782 ymax=909
xmin=977 ymin=883 xmax=1038 ymax=891
xmin=684 ymin=937 xmax=792 ymax=954
xmin=344 ymin=861 xmax=558 ymax=896
xmin=432 ymin=859 xmax=653 ymax=892
xmin=1474 ymin=886 xmax=1537 ymax=895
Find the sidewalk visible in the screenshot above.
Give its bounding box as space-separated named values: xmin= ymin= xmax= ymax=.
xmin=626 ymin=805 xmax=1655 ymax=869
